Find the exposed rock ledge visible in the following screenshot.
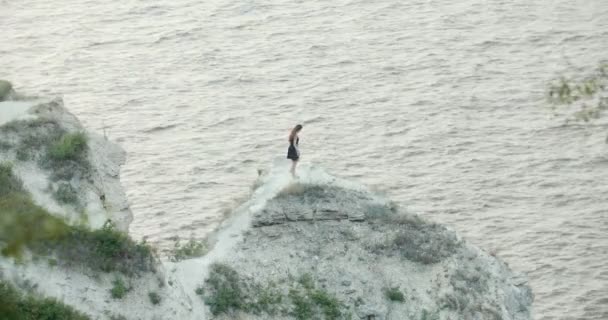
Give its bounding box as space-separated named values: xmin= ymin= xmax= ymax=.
xmin=0 ymin=84 xmax=533 ymax=320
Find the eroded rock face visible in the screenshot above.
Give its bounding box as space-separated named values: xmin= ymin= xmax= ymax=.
xmin=202 ymin=182 xmax=533 ymax=320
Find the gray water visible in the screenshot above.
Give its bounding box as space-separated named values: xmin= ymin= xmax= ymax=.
xmin=2 ymin=0 xmax=607 ymax=318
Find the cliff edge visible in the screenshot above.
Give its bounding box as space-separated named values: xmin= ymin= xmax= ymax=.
xmin=0 ymin=82 xmax=533 ymax=320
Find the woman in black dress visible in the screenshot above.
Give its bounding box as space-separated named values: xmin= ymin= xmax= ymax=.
xmin=287 ymin=124 xmax=303 ymax=177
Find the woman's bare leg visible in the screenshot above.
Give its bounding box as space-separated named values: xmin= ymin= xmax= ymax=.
xmin=290 ymin=160 xmax=298 ymax=177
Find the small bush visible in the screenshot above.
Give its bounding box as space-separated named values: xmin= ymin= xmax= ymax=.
xmin=204 ymin=263 xmax=244 ymax=315
xmin=289 ymin=289 xmax=314 ymax=320
xmin=310 ymin=289 xmax=342 ymax=319
xmin=47 ymin=132 xmax=88 ymax=162
xmin=250 ymin=284 xmax=282 ymax=315
xmin=43 ymin=132 xmax=90 ymax=181
xmin=1 ymin=190 xmax=154 ymax=274
xmin=110 ymin=278 xmax=130 ymax=299
xmin=35 ymin=221 xmax=156 ymax=275
xmin=148 ymin=291 xmax=161 ymax=305
xmin=0 ymin=280 xmax=89 ymax=320
xmin=0 ymin=192 xmax=70 ymax=258
xmin=384 ymin=287 xmax=405 ymax=302
xmin=169 ymin=237 xmax=208 ymax=262
xmin=201 ymin=265 xmax=345 ymax=319
xmin=0 ymin=162 xmax=23 ymax=197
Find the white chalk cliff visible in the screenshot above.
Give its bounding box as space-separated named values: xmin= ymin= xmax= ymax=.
xmin=0 ymin=84 xmax=533 ymax=320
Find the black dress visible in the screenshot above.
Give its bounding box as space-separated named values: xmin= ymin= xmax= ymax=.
xmin=287 ymin=137 xmax=300 ymax=161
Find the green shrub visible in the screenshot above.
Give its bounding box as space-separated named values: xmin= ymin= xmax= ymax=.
xmin=310 ymin=289 xmax=342 ymax=319
xmin=0 ymin=192 xmax=70 ymax=258
xmin=43 ymin=132 xmax=90 ymax=181
xmin=289 ymin=289 xmax=314 ymax=320
xmin=35 ymin=221 xmax=156 ymax=275
xmin=0 ymin=162 xmax=154 ymax=275
xmin=384 ymin=287 xmax=405 ymax=302
xmin=201 ymin=264 xmax=345 ymax=319
xmin=0 ymin=162 xmax=23 ymax=197
xmin=203 ymin=263 xmax=244 ymax=315
xmin=110 ymin=278 xmax=130 ymax=299
xmin=1 ymin=192 xmax=154 ymax=274
xmin=0 ymin=280 xmax=89 ymax=320
xmin=148 ymin=291 xmax=161 ymax=305
xmin=47 ymin=132 xmax=87 ymax=161
xmin=250 ymin=284 xmax=282 ymax=315
xmin=169 ymin=237 xmax=208 ymax=262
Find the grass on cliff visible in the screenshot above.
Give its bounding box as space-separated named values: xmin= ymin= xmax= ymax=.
xmin=200 ymin=264 xmax=346 ymax=319
xmin=384 ymin=287 xmax=405 ymax=302
xmin=0 ymin=119 xmax=91 ymax=181
xmin=168 ymin=236 xmax=208 ymax=262
xmin=367 ymin=205 xmax=461 ymax=264
xmin=0 ymin=118 xmax=65 ymax=162
xmin=42 ymin=131 xmax=90 ymax=181
xmin=0 ymin=162 xmax=155 ymax=275
xmin=0 ymin=280 xmax=90 ymax=320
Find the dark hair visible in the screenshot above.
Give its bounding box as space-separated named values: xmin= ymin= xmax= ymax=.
xmin=289 ymin=124 xmax=303 ymax=143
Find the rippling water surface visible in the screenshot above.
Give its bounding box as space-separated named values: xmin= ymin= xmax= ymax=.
xmin=2 ymin=0 xmax=608 ymax=318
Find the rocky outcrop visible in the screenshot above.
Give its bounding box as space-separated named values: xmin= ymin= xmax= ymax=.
xmin=192 ymin=165 xmax=533 ymax=320
xmin=0 ymin=97 xmax=131 ymax=231
xmin=0 ymin=84 xmax=533 ymax=320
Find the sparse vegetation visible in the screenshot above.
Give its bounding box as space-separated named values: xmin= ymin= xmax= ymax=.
xmin=0 ymin=118 xmax=91 ymax=180
xmin=148 ymin=291 xmax=161 ymax=305
xmin=47 ymin=132 xmax=88 ymax=162
xmin=34 ymin=221 xmax=156 ymax=275
xmin=0 ymin=163 xmax=155 ymax=275
xmin=0 ymin=280 xmax=89 ymax=320
xmin=370 ymin=213 xmax=460 ymax=264
xmin=110 ymin=277 xmax=130 ymax=299
xmin=384 ymin=287 xmax=405 ymax=302
xmin=0 ymin=162 xmax=23 ymax=196
xmin=200 ymin=265 xmax=345 ymax=319
xmin=52 ymin=182 xmax=80 ymax=207
xmin=0 ymin=191 xmax=70 ymax=258
xmin=203 ymin=263 xmax=245 ymax=315
xmin=43 ymin=132 xmax=90 ymax=181
xmin=169 ymin=237 xmax=208 ymax=262
xmin=0 ymin=118 xmax=66 ymax=162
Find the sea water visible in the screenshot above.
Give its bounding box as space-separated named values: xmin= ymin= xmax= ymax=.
xmin=1 ymin=0 xmax=607 ymax=318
